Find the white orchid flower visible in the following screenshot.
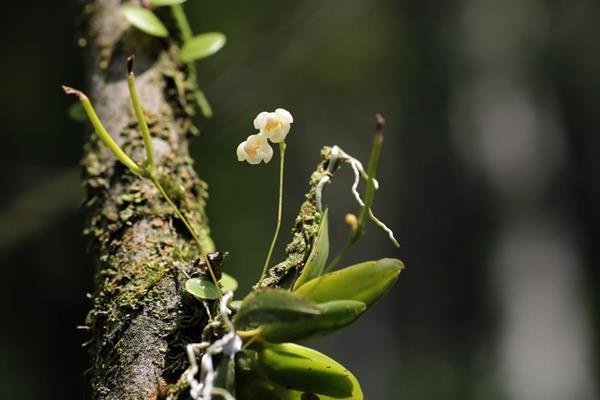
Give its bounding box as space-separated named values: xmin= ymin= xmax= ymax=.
xmin=236 ymin=133 xmax=273 ymax=164
xmin=253 ymin=108 xmax=293 ymax=143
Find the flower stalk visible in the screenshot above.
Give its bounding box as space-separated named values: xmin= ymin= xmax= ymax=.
xmin=261 ymin=142 xmax=286 ymax=279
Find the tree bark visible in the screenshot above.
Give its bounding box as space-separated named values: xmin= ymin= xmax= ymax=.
xmin=81 ymin=1 xmax=213 ymax=398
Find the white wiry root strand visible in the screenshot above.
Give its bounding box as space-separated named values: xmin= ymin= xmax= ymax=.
xmin=177 ymin=291 xmax=240 ymax=400
xmin=315 ymin=145 xmax=398 ymax=247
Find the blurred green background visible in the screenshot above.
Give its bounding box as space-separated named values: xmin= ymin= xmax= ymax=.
xmin=1 ymin=0 xmax=599 ymax=399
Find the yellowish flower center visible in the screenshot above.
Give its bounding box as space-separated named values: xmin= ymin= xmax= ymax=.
xmin=265 ymin=118 xmax=281 ymax=132
xmin=245 ymin=141 xmax=259 ymax=156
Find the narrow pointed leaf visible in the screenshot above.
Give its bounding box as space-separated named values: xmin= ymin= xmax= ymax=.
xmin=233 ymin=289 xmax=321 ymax=330
xmin=122 ymin=6 xmax=168 ymax=38
xmin=295 ymin=258 xmax=403 ymax=307
xmin=293 ymin=209 xmax=329 ymax=290
xmin=180 ymin=32 xmax=227 ymax=62
xmin=220 ymin=272 xmax=238 ymax=292
xmin=150 ymin=0 xmax=186 ymax=6
xmin=258 ymin=300 xmax=366 ymax=343
xmin=185 ymin=277 xmax=221 ymax=300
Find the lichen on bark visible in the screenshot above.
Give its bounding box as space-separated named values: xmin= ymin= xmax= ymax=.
xmin=80 ymin=1 xmax=214 ymax=398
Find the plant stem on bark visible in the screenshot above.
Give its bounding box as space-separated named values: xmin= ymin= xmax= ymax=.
xmin=81 ymin=1 xmax=213 ymax=398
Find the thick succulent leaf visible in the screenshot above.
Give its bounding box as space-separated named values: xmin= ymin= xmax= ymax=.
xmin=122 ymin=6 xmax=169 ymax=37
xmin=293 ymin=209 xmax=329 ymax=290
xmin=256 ymin=343 xmax=361 ymax=398
xmin=184 ymin=277 xmax=220 ymax=300
xmin=233 ymin=289 xmax=321 ymax=330
xmin=180 ymin=32 xmax=226 ymax=62
xmin=220 ymin=272 xmax=238 ymax=292
xmin=295 ymin=258 xmax=403 ymax=307
xmin=150 ymin=0 xmax=186 ymax=6
xmin=236 ymin=349 xmax=363 ymax=399
xmin=258 ymin=300 xmax=366 ymax=343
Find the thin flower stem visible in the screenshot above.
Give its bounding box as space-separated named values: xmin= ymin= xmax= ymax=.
xmin=127 ymin=56 xmax=155 ymax=171
xmin=152 ymin=176 xmax=221 ymax=295
xmin=62 ymin=86 xmax=145 ymax=177
xmin=260 ymin=142 xmax=286 ymax=280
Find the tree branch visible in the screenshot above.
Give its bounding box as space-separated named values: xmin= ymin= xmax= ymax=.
xmin=80 ymin=1 xmax=213 ymax=398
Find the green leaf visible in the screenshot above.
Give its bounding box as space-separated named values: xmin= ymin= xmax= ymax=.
xmin=220 ymin=272 xmax=238 ymax=292
xmin=67 ymin=102 xmax=87 ymax=123
xmin=233 ymin=289 xmax=321 ymax=330
xmin=150 ymin=0 xmax=186 ymax=6
xmin=236 ymin=349 xmax=363 ymax=399
xmin=185 ymin=277 xmax=221 ymax=300
xmin=257 ymin=300 xmax=366 ymax=343
xmin=180 ymin=32 xmax=227 ymax=62
xmin=293 ymin=209 xmax=329 ymax=290
xmin=256 ymin=343 xmax=360 ymax=398
xmin=121 ymin=6 xmax=168 ymax=38
xmin=295 ymin=258 xmax=404 ymax=307
xmin=236 ymin=350 xmax=285 ymax=400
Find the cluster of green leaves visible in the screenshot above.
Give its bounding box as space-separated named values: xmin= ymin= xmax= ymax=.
xmin=185 ymin=202 xmax=403 ymax=399
xmin=122 ymin=3 xmax=226 ymax=60
xmin=67 ymin=3 xmax=402 ymax=397
xmin=121 ymin=0 xmax=226 ymax=117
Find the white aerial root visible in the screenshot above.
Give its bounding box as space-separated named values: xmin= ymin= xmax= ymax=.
xmin=315 ymin=146 xmax=339 ymax=211
xmin=315 ymin=145 xmax=398 ymax=247
xmin=180 ymin=291 xmax=241 ymax=400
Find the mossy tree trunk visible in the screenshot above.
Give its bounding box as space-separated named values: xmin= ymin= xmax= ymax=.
xmin=81 ymin=1 xmax=214 ymax=398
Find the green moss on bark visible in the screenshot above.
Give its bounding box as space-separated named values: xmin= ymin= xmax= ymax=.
xmin=81 ymin=1 xmax=215 ymax=398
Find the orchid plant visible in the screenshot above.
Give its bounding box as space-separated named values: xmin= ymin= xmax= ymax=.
xmin=65 ymin=3 xmax=403 ymax=399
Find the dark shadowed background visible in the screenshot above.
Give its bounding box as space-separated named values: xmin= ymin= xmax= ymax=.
xmin=1 ymin=1 xmax=599 ymax=399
